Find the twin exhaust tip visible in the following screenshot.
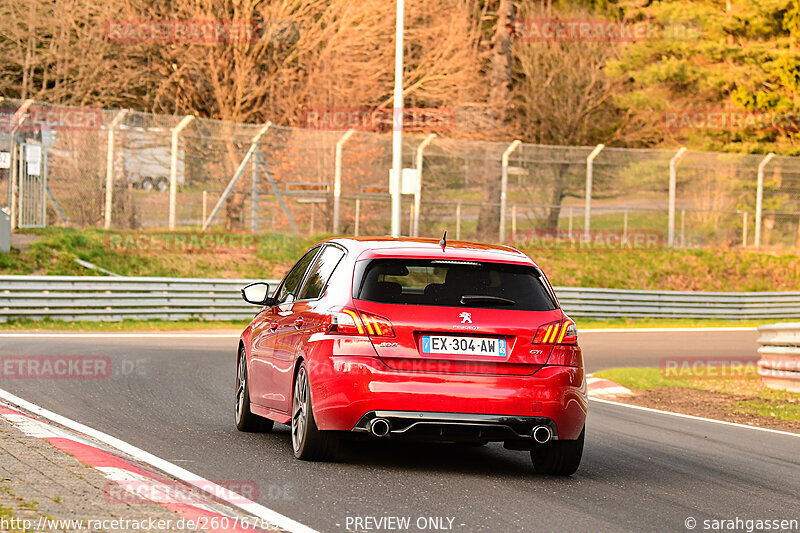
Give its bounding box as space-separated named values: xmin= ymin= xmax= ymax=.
xmin=369 ymin=418 xmax=391 ymax=438
xmin=532 ymin=425 xmax=553 ymax=444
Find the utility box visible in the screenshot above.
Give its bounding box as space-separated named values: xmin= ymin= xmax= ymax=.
xmin=0 ymin=207 xmax=10 ymax=253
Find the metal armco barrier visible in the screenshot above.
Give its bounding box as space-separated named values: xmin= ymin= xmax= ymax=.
xmin=0 ymin=276 xmax=279 ymax=322
xmin=1 ymin=276 xmax=800 ymax=322
xmin=757 ymin=323 xmax=800 ymax=392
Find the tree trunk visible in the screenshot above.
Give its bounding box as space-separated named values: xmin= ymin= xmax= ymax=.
xmin=477 ymin=0 xmax=514 ymax=241
xmin=546 ymin=164 xmax=571 ymax=230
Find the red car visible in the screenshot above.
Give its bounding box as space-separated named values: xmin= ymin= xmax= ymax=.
xmin=236 ymin=237 xmax=586 ymax=475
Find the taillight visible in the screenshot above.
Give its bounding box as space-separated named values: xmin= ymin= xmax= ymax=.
xmin=326 ymin=308 xmax=395 ymax=338
xmin=533 ymin=319 xmax=577 ymax=345
xmin=360 ymin=312 xmax=395 ymax=338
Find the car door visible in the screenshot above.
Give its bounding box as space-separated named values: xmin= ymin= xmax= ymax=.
xmin=270 ymin=244 xmax=347 ymax=413
xmin=249 ymin=246 xmax=320 ymax=409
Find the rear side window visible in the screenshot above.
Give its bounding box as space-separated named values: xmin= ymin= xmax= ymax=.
xmin=356 ymin=259 xmax=557 ymax=311
xmin=298 ymin=245 xmax=345 ymax=300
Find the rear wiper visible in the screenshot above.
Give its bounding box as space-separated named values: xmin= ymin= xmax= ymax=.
xmin=460 ymin=295 xmax=515 ymax=306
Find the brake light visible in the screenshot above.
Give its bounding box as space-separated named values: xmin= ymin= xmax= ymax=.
xmin=326 ymin=308 xmax=395 ymax=338
xmin=360 ymin=312 xmax=395 ymax=338
xmin=533 ymin=319 xmax=577 ymax=345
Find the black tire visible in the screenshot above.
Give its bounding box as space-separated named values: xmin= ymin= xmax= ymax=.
xmin=155 ymin=177 xmax=169 ymax=191
xmin=291 ymin=362 xmax=338 ymax=461
xmin=235 ymin=346 xmax=274 ymax=432
xmin=530 ymin=426 xmax=584 ymax=476
xmin=140 ymin=177 xmax=154 ymax=191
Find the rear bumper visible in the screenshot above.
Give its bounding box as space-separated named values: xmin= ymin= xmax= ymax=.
xmin=353 ymin=410 xmax=559 ymax=443
xmin=309 ymin=355 xmax=587 ymax=440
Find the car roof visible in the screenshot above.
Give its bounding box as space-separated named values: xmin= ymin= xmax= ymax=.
xmin=320 ymin=237 xmax=537 ymax=266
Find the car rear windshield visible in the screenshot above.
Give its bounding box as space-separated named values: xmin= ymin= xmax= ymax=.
xmin=355 ymin=259 xmax=558 ymax=311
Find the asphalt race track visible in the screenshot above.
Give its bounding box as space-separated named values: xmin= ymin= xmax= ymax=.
xmin=0 ymin=330 xmax=797 ymax=532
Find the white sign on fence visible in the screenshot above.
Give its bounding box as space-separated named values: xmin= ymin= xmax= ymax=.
xmin=25 ymin=144 xmax=41 ymax=164
xmin=389 ymin=168 xmax=420 ymax=195
xmin=0 ymin=152 xmax=9 ymax=169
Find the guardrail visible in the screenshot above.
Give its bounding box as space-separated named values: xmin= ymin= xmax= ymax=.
xmin=0 ymin=276 xmax=279 ymax=321
xmin=1 ymin=276 xmax=800 ymax=322
xmin=756 ymin=323 xmax=800 ymax=392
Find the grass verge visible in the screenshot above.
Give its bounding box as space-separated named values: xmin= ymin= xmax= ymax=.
xmin=3 ymin=227 xmax=800 ymax=291
xmin=595 ymin=367 xmax=800 ymax=426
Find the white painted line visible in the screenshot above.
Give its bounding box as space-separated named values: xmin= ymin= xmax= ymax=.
xmin=580 ymin=327 xmax=757 ymax=333
xmin=0 ymin=387 xmax=317 ymax=533
xmin=591 ymin=397 xmax=800 ymax=438
xmin=0 ymin=333 xmax=240 ymax=339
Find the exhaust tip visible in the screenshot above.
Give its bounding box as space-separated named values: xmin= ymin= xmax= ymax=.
xmin=369 ymin=418 xmax=391 ymax=438
xmin=532 ymin=425 xmax=553 ymax=444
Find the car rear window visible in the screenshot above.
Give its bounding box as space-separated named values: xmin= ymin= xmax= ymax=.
xmin=355 ymin=259 xmax=558 ymax=311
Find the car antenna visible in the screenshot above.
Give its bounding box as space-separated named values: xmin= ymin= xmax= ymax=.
xmin=439 ymin=231 xmax=447 ymax=250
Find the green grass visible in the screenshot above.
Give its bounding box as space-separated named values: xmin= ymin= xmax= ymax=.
xmin=0 ymin=228 xmax=327 ymax=278
xmin=734 ymin=399 xmax=800 ymax=422
xmin=595 ymin=367 xmax=800 ymax=422
xmin=3 ymin=227 xmax=800 ymax=292
xmin=522 ymin=247 xmax=800 ymax=292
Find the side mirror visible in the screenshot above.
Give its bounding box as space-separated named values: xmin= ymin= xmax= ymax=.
xmin=241 ymin=282 xmax=276 ymax=306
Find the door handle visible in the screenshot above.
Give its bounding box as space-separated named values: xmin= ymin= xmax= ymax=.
xmin=294 ymin=317 xmax=304 ymax=329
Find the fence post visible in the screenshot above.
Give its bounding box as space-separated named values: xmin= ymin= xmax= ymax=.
xmin=168 ymin=115 xmax=195 ymax=230
xmin=413 ymin=133 xmax=436 ymax=237
xmin=8 ymin=99 xmax=33 ymax=231
xmin=668 ymin=147 xmax=687 ymax=247
xmin=623 ymin=210 xmax=628 ymax=243
xmin=584 ymin=144 xmax=605 ymax=240
xmin=333 ymin=129 xmax=355 ymax=234
xmin=104 ymin=110 xmax=128 ymax=230
xmin=755 ymin=152 xmax=775 ymax=249
xmin=499 ymin=140 xmax=522 ymax=242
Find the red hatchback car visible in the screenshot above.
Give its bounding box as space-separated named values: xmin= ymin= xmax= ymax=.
xmin=236 ymin=237 xmax=587 ymax=475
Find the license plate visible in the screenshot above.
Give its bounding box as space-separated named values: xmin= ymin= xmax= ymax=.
xmin=421 ymin=336 xmax=507 ymax=357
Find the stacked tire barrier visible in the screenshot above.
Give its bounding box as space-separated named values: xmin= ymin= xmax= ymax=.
xmin=757 ymin=323 xmax=800 ymax=392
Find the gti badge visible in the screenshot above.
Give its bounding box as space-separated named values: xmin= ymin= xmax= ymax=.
xmin=459 ymin=312 xmax=472 ymax=324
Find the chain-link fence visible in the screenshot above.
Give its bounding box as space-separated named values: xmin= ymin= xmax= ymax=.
xmin=2 ymin=97 xmax=800 ymax=249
